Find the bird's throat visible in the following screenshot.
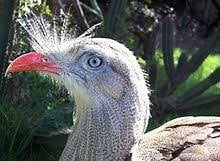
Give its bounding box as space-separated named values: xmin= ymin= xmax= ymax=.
xmin=60 ymin=91 xmax=149 ymax=161
xmin=60 ymin=105 xmax=132 ymax=160
xmin=59 ymin=76 xmax=150 ymax=161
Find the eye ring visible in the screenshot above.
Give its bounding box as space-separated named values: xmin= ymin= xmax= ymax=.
xmin=87 ymin=56 xmax=103 ymax=69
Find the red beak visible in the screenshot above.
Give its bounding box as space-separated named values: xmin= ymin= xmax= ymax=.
xmin=5 ymin=52 xmax=60 ymax=76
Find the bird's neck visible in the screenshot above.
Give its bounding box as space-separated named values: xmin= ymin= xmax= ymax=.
xmin=60 ymin=87 xmax=150 ymax=161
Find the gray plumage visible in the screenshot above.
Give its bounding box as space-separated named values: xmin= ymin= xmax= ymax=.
xmin=12 ymin=14 xmax=220 ymax=161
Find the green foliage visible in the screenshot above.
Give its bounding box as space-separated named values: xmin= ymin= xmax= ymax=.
xmin=0 ymin=105 xmax=57 ymax=161
xmin=162 ymin=17 xmax=175 ymax=81
xmin=145 ymin=50 xmax=220 ymax=130
xmin=0 ymin=106 xmax=68 ymax=161
xmin=18 ymin=0 xmax=52 ymax=16
xmin=173 ymin=54 xmax=220 ymax=98
xmin=0 ymin=73 xmax=70 ymax=161
xmin=0 ymin=108 xmax=30 ymax=160
xmin=102 ymin=0 xmax=127 ymax=38
xmin=153 ymin=50 xmax=220 ymax=98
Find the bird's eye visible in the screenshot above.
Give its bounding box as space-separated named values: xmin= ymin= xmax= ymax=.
xmin=87 ymin=56 xmax=103 ymax=68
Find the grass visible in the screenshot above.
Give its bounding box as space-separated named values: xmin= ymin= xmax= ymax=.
xmin=0 ymin=105 xmax=33 ymax=160
xmin=0 ymin=73 xmax=71 ymax=161
xmin=0 ymin=104 xmax=64 ymax=161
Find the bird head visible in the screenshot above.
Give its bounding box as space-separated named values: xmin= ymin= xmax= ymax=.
xmin=6 ymin=37 xmax=147 ymax=108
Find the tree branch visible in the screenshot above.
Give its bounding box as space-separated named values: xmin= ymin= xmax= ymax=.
xmin=177 ymin=94 xmax=220 ymax=112
xmin=175 ymin=67 xmax=220 ymax=107
xmin=73 ymin=0 xmax=89 ymax=29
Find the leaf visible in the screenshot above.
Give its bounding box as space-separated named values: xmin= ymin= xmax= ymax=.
xmin=162 ymin=16 xmax=175 ymax=82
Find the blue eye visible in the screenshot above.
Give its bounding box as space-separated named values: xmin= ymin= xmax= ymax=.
xmin=87 ymin=56 xmax=103 ymax=68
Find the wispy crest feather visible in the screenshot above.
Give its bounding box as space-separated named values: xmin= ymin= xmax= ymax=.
xmin=18 ymin=11 xmax=101 ymax=55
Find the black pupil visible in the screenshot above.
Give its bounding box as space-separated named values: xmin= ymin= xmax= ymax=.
xmin=92 ymin=59 xmax=97 ymax=65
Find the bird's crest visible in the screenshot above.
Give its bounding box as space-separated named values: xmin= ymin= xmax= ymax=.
xmin=18 ymin=11 xmax=101 ymax=55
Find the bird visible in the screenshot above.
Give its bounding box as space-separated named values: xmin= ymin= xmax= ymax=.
xmin=5 ymin=14 xmax=220 ymax=161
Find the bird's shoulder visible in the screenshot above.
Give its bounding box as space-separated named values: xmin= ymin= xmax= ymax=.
xmin=132 ymin=116 xmax=220 ymax=161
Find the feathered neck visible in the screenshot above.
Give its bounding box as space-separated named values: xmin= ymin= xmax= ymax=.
xmin=59 ymin=80 xmax=150 ymax=161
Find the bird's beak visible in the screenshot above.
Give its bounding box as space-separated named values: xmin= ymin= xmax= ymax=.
xmin=5 ymin=52 xmax=61 ymax=76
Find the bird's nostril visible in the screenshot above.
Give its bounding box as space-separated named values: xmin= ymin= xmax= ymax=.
xmin=42 ymin=57 xmax=49 ymax=62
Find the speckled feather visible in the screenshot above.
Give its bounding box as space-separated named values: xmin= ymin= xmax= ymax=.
xmin=132 ymin=116 xmax=220 ymax=161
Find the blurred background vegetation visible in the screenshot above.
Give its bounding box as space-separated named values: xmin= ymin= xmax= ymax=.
xmin=0 ymin=0 xmax=219 ymax=160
